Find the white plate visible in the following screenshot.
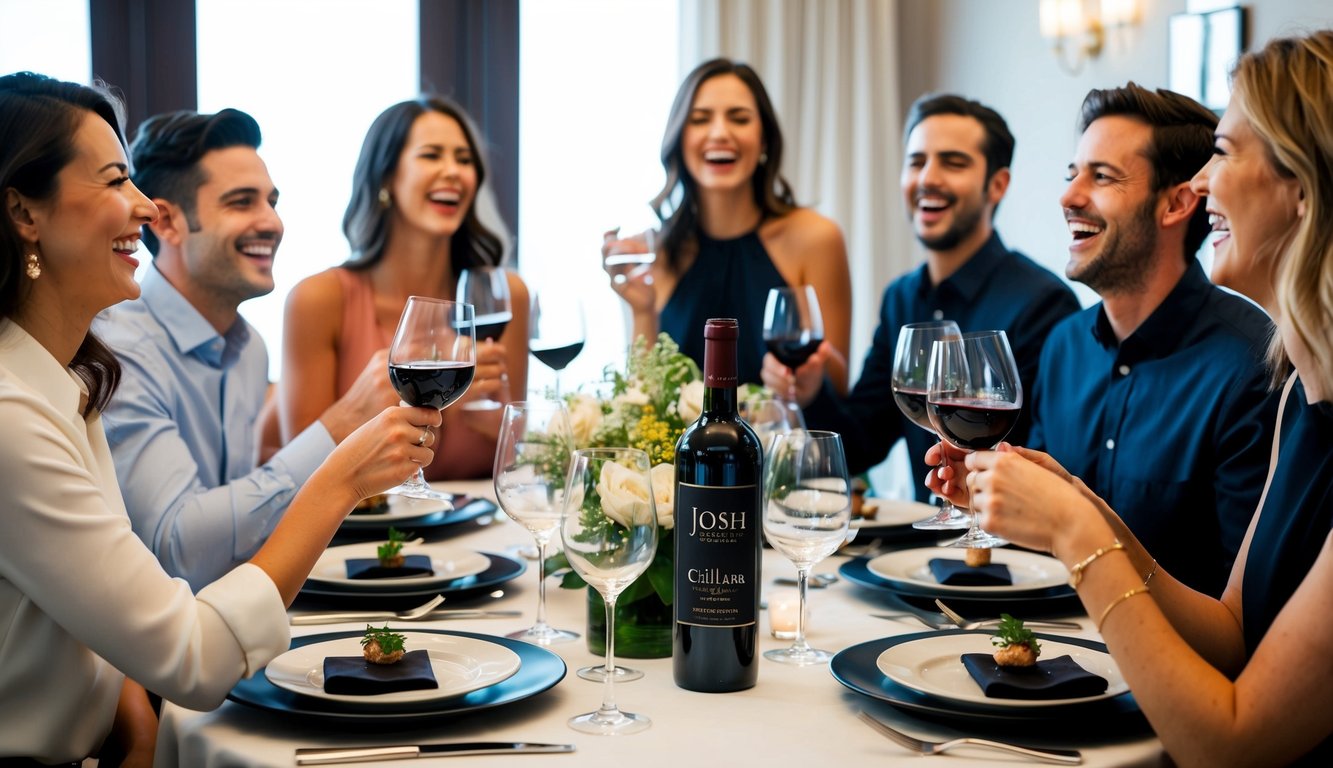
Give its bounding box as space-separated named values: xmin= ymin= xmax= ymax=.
xmin=307 ymin=541 xmax=492 ymax=588
xmin=851 ymin=499 xmax=940 ymax=528
xmin=876 ymin=634 xmax=1127 ymax=708
xmin=344 ymin=494 xmax=453 ymax=524
xmin=866 ymin=547 xmax=1070 ymax=594
xmin=265 ymin=632 xmax=522 ymax=704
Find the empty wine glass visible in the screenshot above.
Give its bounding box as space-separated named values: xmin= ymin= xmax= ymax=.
xmin=561 ymin=448 xmax=658 ymax=735
xmin=385 ymin=297 xmax=475 ymax=501
xmin=892 ymin=321 xmax=970 ymax=530
xmin=457 ymin=266 xmax=512 ymax=411
xmin=494 ymin=401 xmax=580 ymax=645
xmin=762 ymin=430 xmax=851 ymax=665
xmin=602 ymin=227 xmax=657 ymax=285
xmin=926 ymin=330 xmax=1022 ymax=549
xmin=529 ymin=290 xmax=586 ymax=398
xmin=763 ymin=285 xmax=824 ymax=401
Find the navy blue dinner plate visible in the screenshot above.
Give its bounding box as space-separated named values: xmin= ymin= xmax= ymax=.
xmin=335 ymin=496 xmax=498 ymax=539
xmin=830 ymin=630 xmax=1143 ymax=728
xmin=227 ymin=629 xmax=565 ymax=725
xmin=297 ymin=552 xmax=525 ymax=607
xmin=839 ymin=555 xmax=1078 ymax=609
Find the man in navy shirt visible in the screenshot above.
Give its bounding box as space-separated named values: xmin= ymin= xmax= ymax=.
xmin=1030 ymin=84 xmax=1277 ymax=596
xmin=763 ymin=94 xmax=1080 ymax=500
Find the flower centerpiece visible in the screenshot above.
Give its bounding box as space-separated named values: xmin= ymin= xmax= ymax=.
xmin=546 ymin=334 xmax=770 ymax=658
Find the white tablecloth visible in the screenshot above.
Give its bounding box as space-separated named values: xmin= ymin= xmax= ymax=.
xmin=157 ymin=481 xmax=1167 ymax=767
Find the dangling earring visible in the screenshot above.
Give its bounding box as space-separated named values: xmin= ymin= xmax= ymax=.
xmin=759 ymin=151 xmax=768 ymax=165
xmin=378 ymin=187 xmax=392 ymax=208
xmin=25 ymin=251 xmax=40 ymax=280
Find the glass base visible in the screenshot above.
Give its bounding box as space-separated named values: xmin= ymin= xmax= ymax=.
xmin=507 ymin=625 xmax=580 ymax=645
xmin=947 ymin=528 xmax=1008 ymax=549
xmin=577 ymin=664 xmax=643 ymax=682
xmin=568 ymin=709 xmax=650 ymax=735
xmin=461 ymin=398 xmax=503 ymax=412
xmin=384 ymin=482 xmax=455 ymax=504
xmin=764 ymin=646 xmax=833 ymax=666
xmin=912 ymin=505 xmax=972 ymax=530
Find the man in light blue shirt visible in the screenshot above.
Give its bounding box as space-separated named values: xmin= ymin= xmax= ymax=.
xmin=99 ymin=108 xmax=396 ymax=591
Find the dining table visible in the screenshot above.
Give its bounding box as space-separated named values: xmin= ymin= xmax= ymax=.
xmin=155 ymin=480 xmax=1168 ymax=767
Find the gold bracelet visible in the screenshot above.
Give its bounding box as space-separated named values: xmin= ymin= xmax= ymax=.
xmin=1143 ymin=559 xmax=1159 ymax=587
xmin=1068 ymin=540 xmax=1124 ymax=588
xmin=1097 ymin=586 xmax=1151 ymax=631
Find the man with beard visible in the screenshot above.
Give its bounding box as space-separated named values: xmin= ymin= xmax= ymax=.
xmin=761 ymin=93 xmax=1079 ymax=502
xmin=1027 ymin=84 xmax=1277 ymax=596
xmin=97 ymin=109 xmax=397 ymax=590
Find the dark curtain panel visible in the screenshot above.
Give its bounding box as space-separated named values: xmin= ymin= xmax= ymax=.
xmin=420 ymin=0 xmax=520 ymax=263
xmin=89 ymin=0 xmax=197 ymax=138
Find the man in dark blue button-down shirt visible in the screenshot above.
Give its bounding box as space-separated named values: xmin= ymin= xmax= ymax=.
xmin=1030 ymin=84 xmax=1277 ymax=597
xmin=763 ymin=94 xmax=1080 ymax=499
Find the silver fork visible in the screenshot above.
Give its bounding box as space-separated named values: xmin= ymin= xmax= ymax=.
xmin=857 ymin=711 xmax=1083 ymax=764
xmin=934 ymin=599 xmax=1083 ymax=631
xmin=290 ymin=594 xmax=444 ymax=625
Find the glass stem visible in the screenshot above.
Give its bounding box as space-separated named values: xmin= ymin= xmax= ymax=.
xmin=793 ymin=566 xmax=813 ymax=654
xmin=599 ymin=593 xmax=619 ymax=716
xmin=936 ymin=451 xmax=956 ymax=515
xmin=533 ymin=539 xmax=550 ymax=630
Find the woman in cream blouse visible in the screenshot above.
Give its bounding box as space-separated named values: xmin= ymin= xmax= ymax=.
xmin=0 ymin=73 xmax=440 ymax=764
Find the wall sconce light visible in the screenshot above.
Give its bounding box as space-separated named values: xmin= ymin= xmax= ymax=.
xmin=1040 ymin=0 xmax=1141 ymax=74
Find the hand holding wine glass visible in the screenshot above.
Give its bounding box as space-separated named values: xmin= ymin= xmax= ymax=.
xmin=763 ymin=285 xmax=824 ymax=404
xmin=926 ymin=330 xmax=1022 ymax=549
xmin=456 ymin=267 xmax=512 ymax=411
xmin=385 ymin=297 xmax=475 ymax=501
xmin=762 ymin=430 xmax=851 ymax=665
xmin=892 ymin=321 xmax=970 ymax=530
xmin=494 ymin=401 xmax=580 ymax=645
xmin=561 ymin=448 xmax=658 ymax=735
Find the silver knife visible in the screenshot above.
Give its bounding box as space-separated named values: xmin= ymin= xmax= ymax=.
xmin=291 ymin=609 xmax=521 ymax=626
xmin=295 ymin=742 xmax=574 ymax=764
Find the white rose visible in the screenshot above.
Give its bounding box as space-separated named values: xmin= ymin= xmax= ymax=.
xmin=566 ymin=394 xmax=603 ymax=445
xmin=650 ymin=462 xmax=675 ymax=530
xmin=676 ymin=380 xmax=705 ymax=423
xmin=596 ymin=460 xmax=653 ymax=529
xmin=616 ymin=387 xmax=650 ymax=407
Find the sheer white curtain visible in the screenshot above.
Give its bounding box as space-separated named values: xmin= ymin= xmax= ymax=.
xmin=678 ymin=0 xmax=910 ymax=375
xmin=679 ymin=0 xmax=914 ymax=496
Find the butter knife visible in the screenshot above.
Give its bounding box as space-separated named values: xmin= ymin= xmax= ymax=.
xmin=291 ymin=609 xmax=521 ymax=626
xmin=295 ymin=742 xmax=574 ymax=764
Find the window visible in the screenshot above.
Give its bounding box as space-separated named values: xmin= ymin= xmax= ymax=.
xmin=518 ymin=0 xmax=679 ymax=394
xmin=196 ymin=0 xmax=420 ymax=379
xmin=0 ymin=0 xmax=90 ymax=82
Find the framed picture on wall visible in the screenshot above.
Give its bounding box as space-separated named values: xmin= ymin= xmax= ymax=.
xmin=1168 ymin=5 xmax=1246 ymax=113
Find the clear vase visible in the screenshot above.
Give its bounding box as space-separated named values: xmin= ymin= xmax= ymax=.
xmin=585 ymin=578 xmax=673 ymax=658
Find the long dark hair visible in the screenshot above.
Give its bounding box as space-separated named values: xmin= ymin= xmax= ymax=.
xmin=342 ymin=96 xmax=504 ymax=275
xmin=651 ymin=58 xmax=796 ymax=273
xmin=0 ymin=72 xmax=124 ymax=415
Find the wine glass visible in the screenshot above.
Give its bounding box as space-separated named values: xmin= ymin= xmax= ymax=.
xmin=456 ymin=266 xmax=512 ymax=411
xmin=742 ymin=397 xmax=801 ymax=455
xmin=602 ymin=227 xmax=657 ymax=285
xmin=762 ymin=430 xmax=851 ymax=665
xmin=494 ymin=401 xmax=580 ymax=645
xmin=529 ymin=290 xmax=586 ymax=398
xmin=561 ymin=448 xmax=658 ymax=735
xmin=892 ymin=321 xmax=970 ymax=530
xmin=926 ymin=330 xmax=1023 ymax=549
xmin=385 ymin=297 xmax=475 ymax=501
xmin=763 ymin=285 xmax=824 ymax=402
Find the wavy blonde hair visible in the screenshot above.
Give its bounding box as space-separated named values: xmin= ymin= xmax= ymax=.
xmin=1231 ymin=31 xmax=1333 ymax=389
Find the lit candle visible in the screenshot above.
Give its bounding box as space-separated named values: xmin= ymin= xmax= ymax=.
xmin=768 ymin=589 xmax=803 ymax=639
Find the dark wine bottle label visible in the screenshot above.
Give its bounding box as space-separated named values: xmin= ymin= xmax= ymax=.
xmin=675 ymin=482 xmax=759 ymax=628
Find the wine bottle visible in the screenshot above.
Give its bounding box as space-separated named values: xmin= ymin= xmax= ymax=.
xmin=673 ymin=318 xmax=764 ymax=692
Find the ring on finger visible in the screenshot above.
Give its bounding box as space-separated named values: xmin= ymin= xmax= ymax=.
xmin=416 ymin=427 xmax=429 ymax=446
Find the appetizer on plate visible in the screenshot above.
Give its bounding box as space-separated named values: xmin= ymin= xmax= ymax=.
xmin=991 ymin=614 xmax=1040 ymax=668
xmin=360 ymin=625 xmax=407 ymax=665
xmin=377 ymin=526 xmax=409 ymax=569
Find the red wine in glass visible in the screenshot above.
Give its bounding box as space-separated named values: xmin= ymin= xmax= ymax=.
xmin=765 ymin=333 xmax=823 ymax=369
xmin=473 ymin=311 xmax=512 ymax=343
xmin=926 ymin=398 xmax=1021 ymax=451
xmin=389 ymin=361 xmax=476 ymax=409
xmin=890 ymin=385 xmax=933 ymax=433
xmin=531 ymin=341 xmax=584 ymax=371
xmin=891 ymin=320 xmax=967 ymax=530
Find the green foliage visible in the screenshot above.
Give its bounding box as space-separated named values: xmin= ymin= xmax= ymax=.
xmin=990 ymin=613 xmax=1041 ymax=656
xmin=360 ymin=624 xmax=406 ymax=654
xmin=377 ymin=526 xmax=407 ymax=562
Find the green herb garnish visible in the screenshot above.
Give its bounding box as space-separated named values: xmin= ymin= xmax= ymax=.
xmin=990 ymin=614 xmax=1041 ymax=655
xmin=377 ymin=526 xmax=408 ymax=562
xmin=360 ymin=624 xmax=407 ymax=655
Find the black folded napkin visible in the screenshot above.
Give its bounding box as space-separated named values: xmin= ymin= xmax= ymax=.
xmin=345 ymin=555 xmax=434 ymax=579
xmin=928 ymin=558 xmax=1013 ymax=586
xmin=961 ymin=653 xmax=1108 ymax=700
xmin=323 ymin=649 xmax=439 ymax=695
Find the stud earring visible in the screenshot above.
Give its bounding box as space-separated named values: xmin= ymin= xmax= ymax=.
xmin=25 ymin=252 xmax=40 ymax=280
xmin=378 ymin=187 xmax=392 ymax=208
xmin=759 ymin=151 xmax=768 ymax=165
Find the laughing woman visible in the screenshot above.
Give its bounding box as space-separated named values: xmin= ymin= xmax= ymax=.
xmin=603 ymin=58 xmax=852 ymax=391
xmin=930 ymin=31 xmax=1333 ymax=767
xmin=0 ymin=73 xmax=437 ymax=764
